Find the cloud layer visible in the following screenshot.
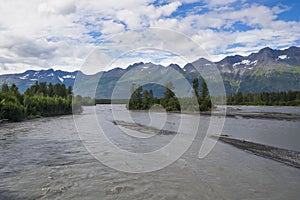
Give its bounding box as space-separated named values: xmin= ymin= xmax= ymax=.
xmin=0 ymin=0 xmax=299 ymax=74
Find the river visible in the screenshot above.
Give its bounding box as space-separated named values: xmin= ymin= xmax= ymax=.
xmin=0 ymin=105 xmax=299 ymax=199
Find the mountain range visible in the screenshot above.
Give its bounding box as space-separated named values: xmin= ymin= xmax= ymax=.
xmin=0 ymin=46 xmax=299 ymax=98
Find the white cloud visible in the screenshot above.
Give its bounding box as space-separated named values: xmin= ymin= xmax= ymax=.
xmin=38 ymin=0 xmax=76 ymax=16
xmin=0 ymin=0 xmax=299 ymax=74
xmin=101 ymin=20 xmax=125 ymax=35
xmin=156 ymin=1 xmax=182 ymax=17
xmin=204 ymin=0 xmax=237 ymax=8
xmin=116 ymin=10 xmax=143 ymax=30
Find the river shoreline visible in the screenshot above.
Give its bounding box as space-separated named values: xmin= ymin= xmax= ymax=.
xmin=0 ymin=112 xmax=75 ymax=124
xmin=215 ymin=135 xmax=300 ymax=169
xmin=2 ymin=105 xmax=300 ymax=125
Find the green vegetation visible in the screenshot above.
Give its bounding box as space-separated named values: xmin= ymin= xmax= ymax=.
xmin=127 ymin=78 xmax=212 ymax=112
xmin=227 ymin=91 xmax=300 ymax=106
xmin=127 ymin=83 xmax=162 ymax=110
xmin=238 ymin=67 xmax=300 ymax=94
xmin=0 ymin=82 xmax=83 ymax=122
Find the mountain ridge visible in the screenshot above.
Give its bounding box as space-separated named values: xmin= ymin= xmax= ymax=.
xmin=0 ymin=46 xmax=299 ymax=96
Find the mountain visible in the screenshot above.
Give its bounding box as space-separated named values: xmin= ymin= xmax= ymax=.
xmin=228 ymin=46 xmax=300 ymax=93
xmin=0 ymin=46 xmax=299 ymax=97
xmin=0 ymin=69 xmax=78 ymax=93
xmin=187 ymin=46 xmax=300 ymax=94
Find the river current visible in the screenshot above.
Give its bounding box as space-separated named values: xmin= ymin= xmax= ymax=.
xmin=0 ymin=105 xmax=299 ymax=199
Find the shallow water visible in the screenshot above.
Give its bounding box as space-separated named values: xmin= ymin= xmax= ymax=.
xmin=0 ymin=105 xmax=299 ymax=199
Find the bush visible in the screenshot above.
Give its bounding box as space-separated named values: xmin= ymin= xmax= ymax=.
xmin=0 ymin=101 xmax=25 ymax=122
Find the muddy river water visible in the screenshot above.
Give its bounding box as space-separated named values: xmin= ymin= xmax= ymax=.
xmin=0 ymin=105 xmax=299 ymax=199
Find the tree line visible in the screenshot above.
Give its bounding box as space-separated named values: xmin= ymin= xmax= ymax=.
xmin=127 ymin=78 xmax=212 ymax=112
xmin=0 ymin=82 xmax=84 ymax=122
xmin=227 ymin=91 xmax=300 ymax=106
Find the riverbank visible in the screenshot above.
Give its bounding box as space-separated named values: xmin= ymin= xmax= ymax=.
xmin=215 ymin=135 xmax=300 ymax=169
xmin=0 ymin=112 xmax=77 ymax=125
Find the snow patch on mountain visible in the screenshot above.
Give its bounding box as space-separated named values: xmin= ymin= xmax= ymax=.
xmin=19 ymin=74 xmax=29 ymax=80
xmin=62 ymin=75 xmax=75 ymax=79
xmin=252 ymin=60 xmax=258 ymax=65
xmin=58 ymin=76 xmax=64 ymax=83
xmin=278 ymin=55 xmax=289 ymax=60
xmin=233 ymin=60 xmax=258 ymax=68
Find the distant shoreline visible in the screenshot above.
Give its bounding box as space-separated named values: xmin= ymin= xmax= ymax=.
xmin=121 ymin=105 xmax=300 ymax=121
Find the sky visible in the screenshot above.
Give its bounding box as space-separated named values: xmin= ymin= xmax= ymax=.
xmin=0 ymin=0 xmax=299 ymax=74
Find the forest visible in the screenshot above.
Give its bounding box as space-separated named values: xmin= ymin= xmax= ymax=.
xmin=127 ymin=78 xmax=212 ymax=112
xmin=0 ymin=82 xmax=85 ymax=122
xmin=2 ymin=79 xmax=299 ymax=122
xmin=227 ymin=91 xmax=300 ymax=106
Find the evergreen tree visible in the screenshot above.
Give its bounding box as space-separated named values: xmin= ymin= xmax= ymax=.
xmin=1 ymin=82 xmax=9 ymax=93
xmin=142 ymin=90 xmax=149 ymax=109
xmin=192 ymin=78 xmax=199 ymax=98
xmin=201 ymin=79 xmax=209 ymax=98
xmin=128 ymin=84 xmax=143 ymax=110
xmin=48 ymin=83 xmax=54 ymax=97
xmin=149 ymin=89 xmax=154 ymax=106
xmin=38 ymin=82 xmax=47 ymax=96
xmin=161 ymin=82 xmax=180 ymax=111
xmin=164 ymin=82 xmax=175 ymax=99
xmin=149 ymin=89 xmax=153 ymax=99
xmin=199 ymin=80 xmax=212 ymax=111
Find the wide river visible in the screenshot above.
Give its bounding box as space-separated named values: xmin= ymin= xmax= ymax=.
xmin=0 ymin=105 xmax=300 ymax=199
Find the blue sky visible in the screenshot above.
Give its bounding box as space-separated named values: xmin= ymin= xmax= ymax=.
xmin=0 ymin=0 xmax=299 ymax=74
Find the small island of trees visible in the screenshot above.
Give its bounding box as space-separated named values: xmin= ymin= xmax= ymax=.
xmin=127 ymin=78 xmax=212 ymax=112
